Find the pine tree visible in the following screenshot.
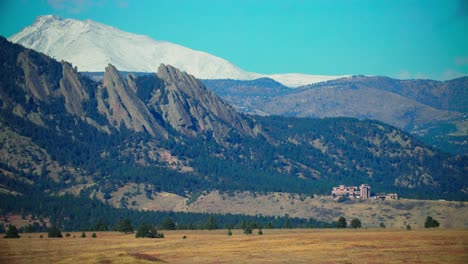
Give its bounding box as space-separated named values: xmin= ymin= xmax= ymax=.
xmin=424 ymin=216 xmax=440 ymax=228
xmin=336 ymin=217 xmax=347 ymax=228
xmin=47 ymin=226 xmax=63 ymax=238
xmin=81 ymin=232 xmax=86 ymax=238
xmin=161 ymin=217 xmax=176 ymax=230
xmin=92 ymin=233 xmax=97 ymax=238
xmin=206 ymin=215 xmax=218 ymax=230
xmin=116 ymin=219 xmax=134 ymax=234
xmin=4 ymin=225 xmax=20 ymax=238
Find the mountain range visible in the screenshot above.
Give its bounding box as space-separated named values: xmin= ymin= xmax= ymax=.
xmin=9 ymin=15 xmax=348 ymax=87
xmin=204 ymin=76 xmax=467 ymax=154
xmin=1 ymin=16 xmax=467 ymax=229
xmin=10 ymin=15 xmax=466 ymax=155
xmin=0 ymin=36 xmax=466 ymax=200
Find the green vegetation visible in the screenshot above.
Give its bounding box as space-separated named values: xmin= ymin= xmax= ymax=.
xmin=47 ymin=226 xmax=63 ymax=238
xmin=337 ymin=217 xmax=347 ymax=228
xmin=116 ymin=219 xmax=134 ymax=234
xmin=205 ymin=215 xmax=218 ymax=231
xmin=424 ymin=216 xmax=440 ymax=228
xmin=161 ymin=217 xmax=176 ymax=230
xmin=0 ymin=192 xmax=331 ymax=232
xmin=135 ymin=223 xmax=164 ymax=238
xmin=4 ymin=225 xmax=20 ymax=238
xmin=351 ymin=218 xmax=362 ymax=229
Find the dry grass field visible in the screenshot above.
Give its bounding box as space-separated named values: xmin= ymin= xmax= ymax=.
xmin=1 ymin=229 xmax=467 ymax=263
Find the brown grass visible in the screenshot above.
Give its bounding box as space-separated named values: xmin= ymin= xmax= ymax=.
xmin=1 ymin=229 xmax=467 ymax=263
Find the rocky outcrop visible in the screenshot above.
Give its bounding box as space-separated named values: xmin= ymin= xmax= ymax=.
xmin=16 ymin=50 xmax=62 ymax=102
xmin=149 ymin=64 xmax=255 ymax=141
xmin=59 ymin=62 xmax=89 ymax=116
xmin=97 ymin=64 xmax=167 ymax=138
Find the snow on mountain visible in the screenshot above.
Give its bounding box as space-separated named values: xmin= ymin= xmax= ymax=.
xmin=9 ymin=15 xmax=348 ymax=87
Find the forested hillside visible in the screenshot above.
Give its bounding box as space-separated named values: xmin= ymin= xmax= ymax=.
xmin=0 ymin=37 xmax=467 ymax=231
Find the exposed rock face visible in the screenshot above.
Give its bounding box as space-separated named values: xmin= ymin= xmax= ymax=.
xmin=97 ymin=64 xmax=167 ymax=138
xmin=16 ymin=50 xmax=62 ymax=102
xmin=149 ymin=64 xmax=255 ymax=141
xmin=59 ymin=61 xmax=89 ymax=116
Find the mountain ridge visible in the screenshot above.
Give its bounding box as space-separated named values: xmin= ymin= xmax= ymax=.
xmin=0 ymin=37 xmax=466 ymax=232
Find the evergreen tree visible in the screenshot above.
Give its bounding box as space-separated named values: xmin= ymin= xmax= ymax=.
xmin=424 ymin=216 xmax=440 ymax=228
xmin=136 ymin=223 xmax=164 ymax=238
xmin=227 ymin=229 xmax=233 ymax=236
xmin=161 ymin=217 xmax=176 ymax=230
xmin=116 ymin=219 xmax=134 ymax=233
xmin=337 ymin=217 xmax=347 ymax=228
xmin=47 ymin=225 xmax=63 ymax=238
xmin=81 ymin=232 xmax=86 ymax=238
xmin=243 ymin=225 xmax=252 ymax=235
xmin=351 ymin=218 xmax=362 ymax=229
xmin=4 ymin=225 xmax=20 ymax=238
xmin=93 ymin=219 xmax=108 ymax=231
xmin=206 ymin=215 xmax=218 ymax=230
xmin=92 ymin=232 xmax=97 ymax=238
xmin=258 ymin=228 xmax=263 ymax=235
xmin=24 ymin=224 xmax=35 ymax=233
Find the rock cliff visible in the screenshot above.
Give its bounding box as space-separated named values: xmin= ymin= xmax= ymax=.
xmin=97 ymin=64 xmax=167 ymax=138
xmin=148 ymin=64 xmax=255 ymax=141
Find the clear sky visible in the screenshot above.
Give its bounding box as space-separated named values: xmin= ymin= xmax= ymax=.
xmin=0 ymin=0 xmax=467 ymax=80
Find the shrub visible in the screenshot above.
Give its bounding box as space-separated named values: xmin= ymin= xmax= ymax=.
xmin=81 ymin=232 xmax=86 ymax=238
xmin=136 ymin=223 xmax=164 ymax=238
xmin=351 ymin=218 xmax=362 ymax=229
xmin=92 ymin=233 xmax=97 ymax=238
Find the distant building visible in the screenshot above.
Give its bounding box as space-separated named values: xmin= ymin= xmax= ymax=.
xmin=360 ymin=184 xmax=371 ymax=199
xmin=332 ymin=185 xmax=358 ymax=197
xmin=331 ymin=184 xmax=397 ymax=200
xmin=332 ymin=184 xmax=369 ymax=199
xmin=385 ymin=193 xmax=398 ymax=200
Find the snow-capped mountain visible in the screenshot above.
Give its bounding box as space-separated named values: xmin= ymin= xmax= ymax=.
xmin=9 ymin=15 xmax=348 ymax=87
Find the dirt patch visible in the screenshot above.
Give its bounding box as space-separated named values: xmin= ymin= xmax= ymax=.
xmin=128 ymin=252 xmax=167 ymax=263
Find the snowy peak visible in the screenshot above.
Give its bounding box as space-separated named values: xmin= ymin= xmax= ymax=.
xmin=10 ymin=15 xmax=348 ymax=87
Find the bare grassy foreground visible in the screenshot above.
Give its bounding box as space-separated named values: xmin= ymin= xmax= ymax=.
xmin=1 ymin=229 xmax=467 ymax=263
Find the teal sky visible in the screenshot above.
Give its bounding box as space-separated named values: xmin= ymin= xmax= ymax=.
xmin=1 ymin=0 xmax=467 ymax=80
